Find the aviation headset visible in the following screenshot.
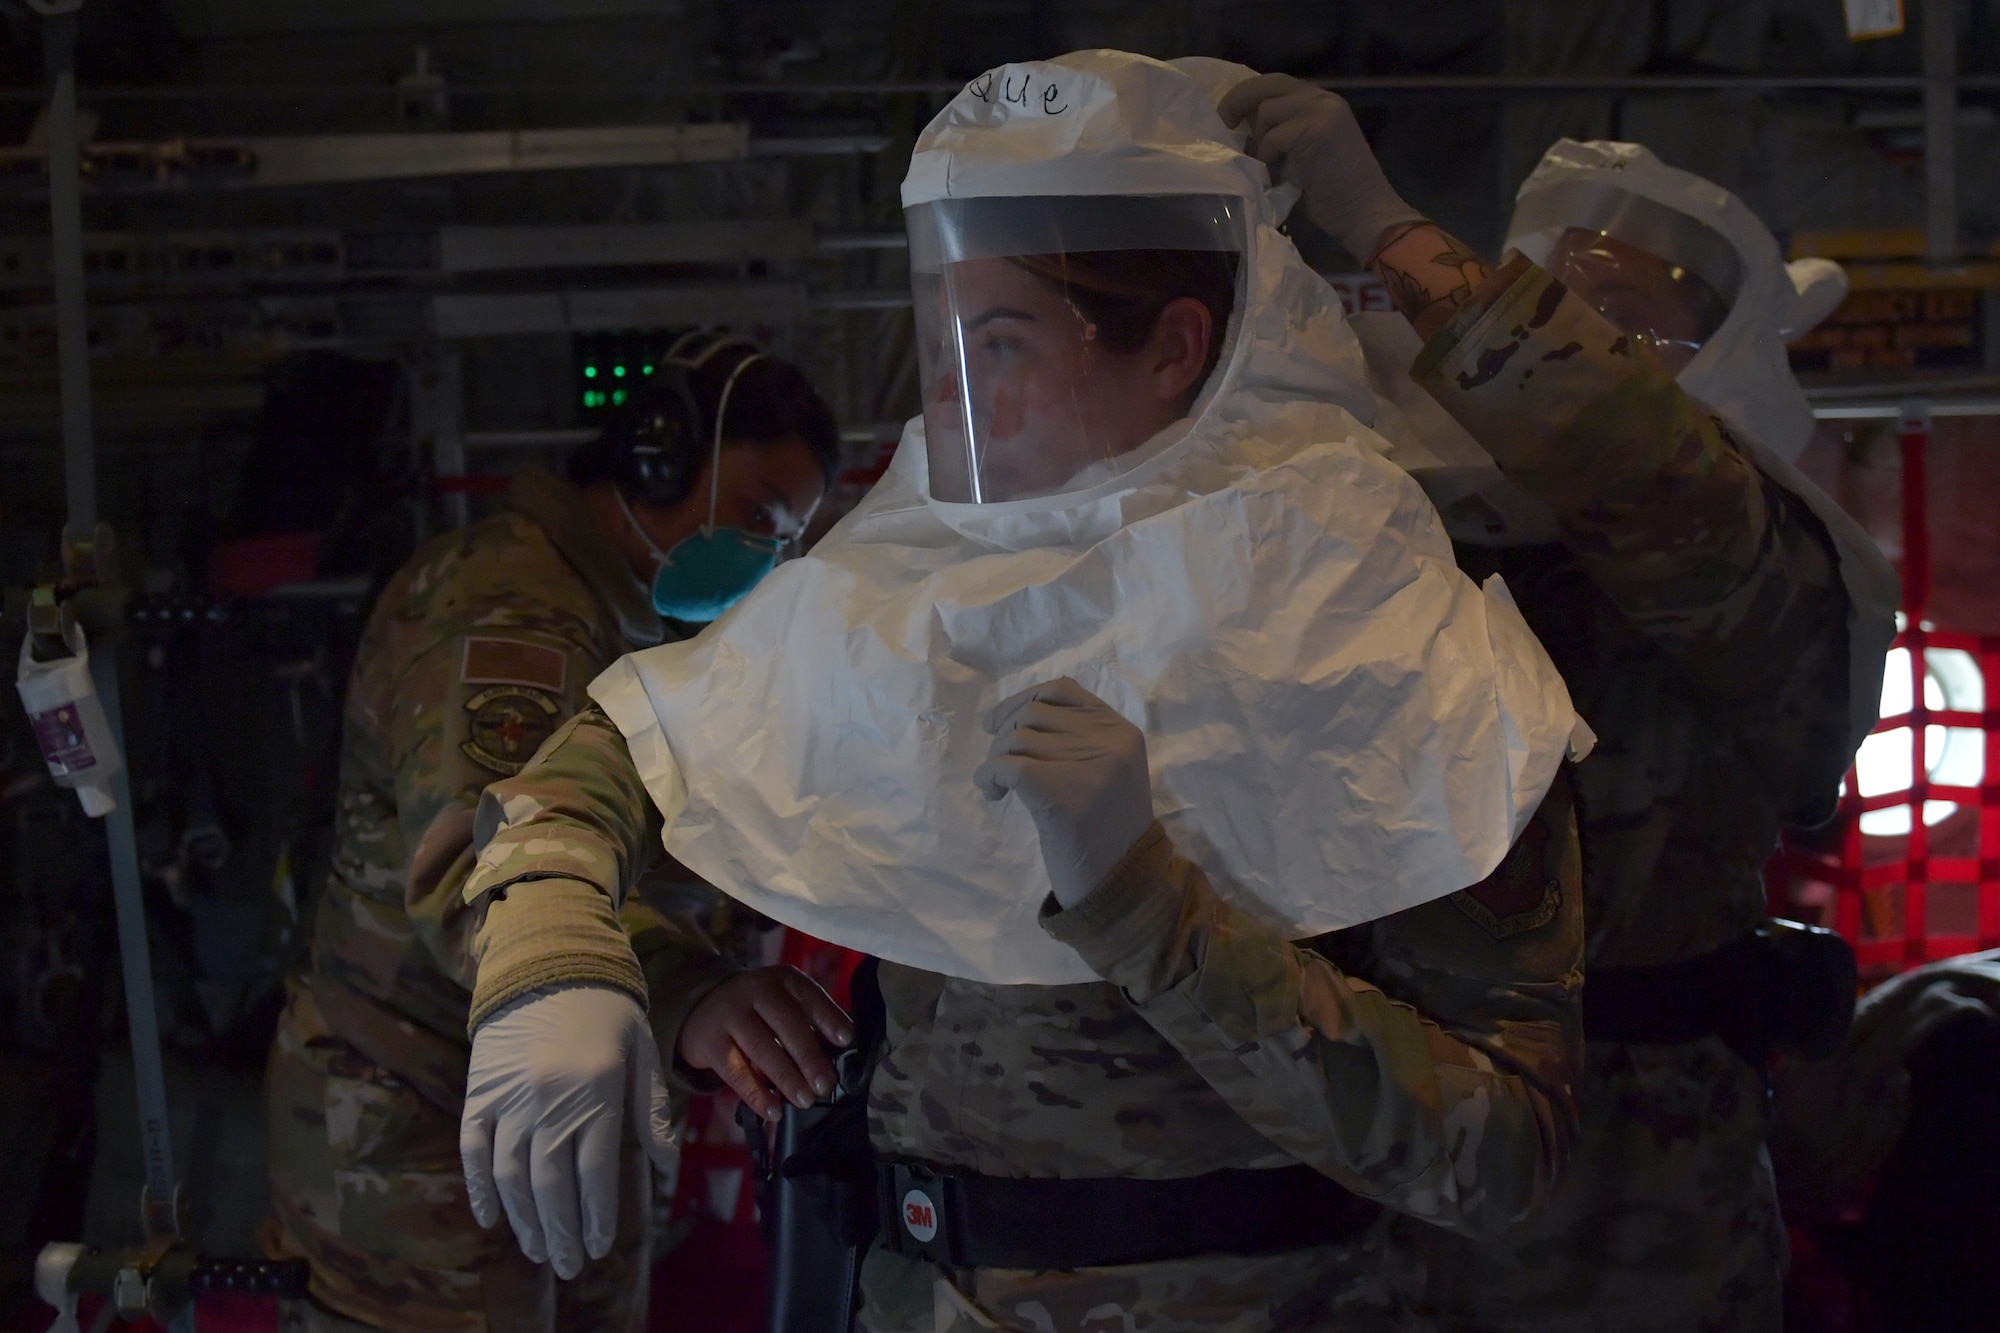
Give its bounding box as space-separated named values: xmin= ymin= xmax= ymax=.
xmin=593 ymin=331 xmax=769 ymax=510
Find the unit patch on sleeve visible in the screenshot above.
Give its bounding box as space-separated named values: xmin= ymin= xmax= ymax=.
xmin=461 ymin=636 xmax=568 ymax=693
xmin=460 ymin=685 xmax=562 ymax=776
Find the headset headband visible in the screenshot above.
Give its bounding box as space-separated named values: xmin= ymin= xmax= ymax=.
xmin=702 ymin=348 xmax=769 ymax=533
xmin=662 ymin=330 xmax=761 ymax=373
xmin=607 ymin=330 xmax=765 ymax=511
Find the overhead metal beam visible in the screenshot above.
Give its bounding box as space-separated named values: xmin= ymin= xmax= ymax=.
xmin=439 ymin=220 xmax=817 ymax=271
xmin=463 ymin=423 xmax=907 ymax=450
xmin=0 ymin=123 xmax=891 ymax=195
xmin=248 ymin=122 xmax=748 ymax=186
xmin=2 ymin=277 xmax=902 ymax=361
xmin=0 ymin=220 xmax=857 ymax=291
xmin=171 ymin=0 xmax=685 ymax=33
xmin=817 ymin=231 xmax=908 ymax=252
xmin=1813 ymin=398 xmax=2000 ymax=419
xmin=816 ymin=290 xmax=914 ymax=311
xmin=11 ymin=73 xmax=2000 ymax=104
xmin=431 ymin=281 xmax=809 ymax=336
xmin=747 ymin=135 xmax=895 ymax=156
xmin=0 ymin=122 xmax=746 ymax=194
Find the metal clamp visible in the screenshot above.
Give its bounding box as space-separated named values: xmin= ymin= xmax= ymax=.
xmin=25 ymin=524 xmax=119 ymax=663
xmin=37 ymin=1238 xmax=312 ymax=1328
xmin=25 ymin=586 xmax=74 ymax=664
xmin=141 ymin=1182 xmax=191 ymax=1242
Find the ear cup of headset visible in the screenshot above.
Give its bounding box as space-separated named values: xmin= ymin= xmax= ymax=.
xmin=600 ymin=331 xmax=762 ymax=509
xmin=614 ymin=367 xmax=703 ymax=507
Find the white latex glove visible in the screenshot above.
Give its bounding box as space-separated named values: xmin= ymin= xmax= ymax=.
xmin=974 ymin=678 xmax=1154 ymax=908
xmin=1219 ymin=72 xmax=1428 ymax=263
xmin=460 ymin=985 xmax=678 ymax=1281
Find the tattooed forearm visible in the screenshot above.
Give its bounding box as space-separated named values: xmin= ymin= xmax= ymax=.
xmin=1369 ymin=222 xmax=1497 ymax=341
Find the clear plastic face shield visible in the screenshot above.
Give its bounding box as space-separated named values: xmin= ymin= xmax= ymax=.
xmin=1517 ymin=184 xmax=1740 ymax=375
xmin=908 ymin=194 xmax=1247 ymax=505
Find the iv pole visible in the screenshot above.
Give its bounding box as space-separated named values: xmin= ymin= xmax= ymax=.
xmin=26 ymin=4 xmax=307 ymax=1325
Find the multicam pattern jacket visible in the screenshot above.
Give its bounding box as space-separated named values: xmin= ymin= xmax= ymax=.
xmin=1413 ymin=258 xmax=1865 ymax=970
xmin=463 ymin=702 xmax=1587 ymax=1244
xmin=303 ymin=467 xmax=740 ymax=1110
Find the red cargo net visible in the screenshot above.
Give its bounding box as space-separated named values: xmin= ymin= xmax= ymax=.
xmin=1768 ymin=408 xmax=2000 ymax=975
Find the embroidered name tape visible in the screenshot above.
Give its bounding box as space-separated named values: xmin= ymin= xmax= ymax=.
xmin=461 ymin=636 xmax=568 ymax=693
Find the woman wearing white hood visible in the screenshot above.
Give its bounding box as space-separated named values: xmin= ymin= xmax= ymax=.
xmin=1223 ymin=80 xmax=1898 ymax=1333
xmin=453 ymin=51 xmax=1596 ymax=1331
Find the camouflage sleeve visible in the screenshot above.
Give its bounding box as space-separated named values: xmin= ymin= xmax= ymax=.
xmin=1042 ymin=782 xmax=1584 ymax=1236
xmin=464 ymin=705 xmax=661 ymax=909
xmin=1411 ymin=258 xmax=1853 ymax=810
xmin=624 ymin=896 xmax=747 ymax=1096
xmin=1770 ymin=949 xmax=2000 ymax=1224
xmin=462 ymin=706 xmax=738 ymax=1086
xmin=389 ymin=629 xmax=593 ymax=992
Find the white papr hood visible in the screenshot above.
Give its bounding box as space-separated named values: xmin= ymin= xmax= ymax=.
xmin=1363 ymin=138 xmax=1892 ymax=760
xmin=1361 ymin=137 xmax=1856 ymax=549
xmin=590 ymin=51 xmax=1588 ymax=984
xmin=1508 ymin=139 xmax=1848 ymax=463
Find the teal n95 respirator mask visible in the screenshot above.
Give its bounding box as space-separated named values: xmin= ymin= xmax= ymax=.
xmin=616 ymin=351 xmax=797 ymax=623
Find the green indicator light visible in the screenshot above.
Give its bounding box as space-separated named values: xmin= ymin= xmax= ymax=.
xmin=643 ymin=363 xmax=654 ymax=375
xmin=613 ymin=364 xmax=626 ymax=378
xmin=583 ymin=365 xmax=597 ymax=379
xmin=612 ymin=389 xmax=627 ymax=405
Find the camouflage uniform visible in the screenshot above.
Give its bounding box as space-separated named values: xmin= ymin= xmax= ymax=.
xmin=460 ymin=687 xmax=1589 ymax=1331
xmin=1770 ymin=949 xmax=2000 ymax=1225
xmin=1399 ymin=259 xmax=1861 ymax=1331
xmin=263 ymin=468 xmax=748 ymax=1333
xmin=1772 ymin=949 xmax=2000 ymax=1329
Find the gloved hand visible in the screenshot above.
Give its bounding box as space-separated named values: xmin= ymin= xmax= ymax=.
xmin=1219 ymin=72 xmax=1428 ymax=264
xmin=460 ymin=985 xmax=678 ymax=1281
xmin=974 ymin=677 xmax=1154 ymax=908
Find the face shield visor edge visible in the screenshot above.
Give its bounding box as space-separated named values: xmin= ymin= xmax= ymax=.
xmin=908 ymin=193 xmax=1249 ymax=507
xmin=1513 ymin=182 xmax=1740 ymax=374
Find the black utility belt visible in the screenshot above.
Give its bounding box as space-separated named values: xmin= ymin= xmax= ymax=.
xmin=1582 ymin=918 xmax=1857 ymax=1065
xmin=875 ymin=1159 xmax=1381 ymax=1271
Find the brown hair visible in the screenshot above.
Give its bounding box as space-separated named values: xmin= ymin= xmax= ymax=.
xmin=1008 ymin=249 xmax=1239 ymax=407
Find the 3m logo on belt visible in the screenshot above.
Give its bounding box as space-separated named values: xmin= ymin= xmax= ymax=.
xmin=900 ymin=1188 xmax=938 ymax=1244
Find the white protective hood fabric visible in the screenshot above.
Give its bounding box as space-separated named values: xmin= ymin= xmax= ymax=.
xmin=1361 ymin=137 xmax=1852 ymax=541
xmin=1358 ymin=138 xmax=1895 ymax=762
xmin=590 ymin=50 xmax=1589 ymax=984
xmin=1512 ymin=141 xmax=1895 ymax=758
xmin=1509 ymin=139 xmax=1847 ymax=463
